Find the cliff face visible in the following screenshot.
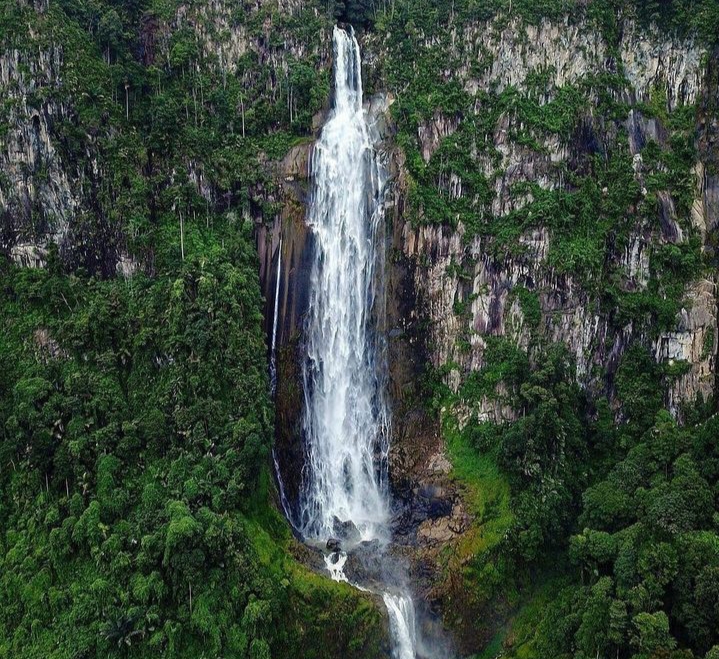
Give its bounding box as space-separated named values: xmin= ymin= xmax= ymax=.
xmin=380 ymin=18 xmax=717 ymax=423
xmin=361 ymin=13 xmax=719 ymax=652
xmin=1 ymin=24 xmax=139 ymax=276
xmin=1 ymin=42 xmax=85 ymax=268
xmin=239 ymin=13 xmax=719 ymax=652
xmin=10 ymin=3 xmax=713 ymax=457
xmin=256 ymin=141 xmax=316 ymax=509
xmin=0 ymin=3 xmax=396 ymax=658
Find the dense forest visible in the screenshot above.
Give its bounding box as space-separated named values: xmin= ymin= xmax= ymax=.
xmin=2 ymin=0 xmax=719 ymax=657
xmin=0 ymin=0 xmax=385 ymax=655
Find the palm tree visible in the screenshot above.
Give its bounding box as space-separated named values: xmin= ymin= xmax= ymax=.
xmin=101 ymin=614 xmax=144 ymax=649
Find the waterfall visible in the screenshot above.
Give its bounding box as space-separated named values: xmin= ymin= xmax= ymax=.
xmin=296 ymin=25 xmax=421 ymax=659
xmin=298 ymin=25 xmax=389 ymax=542
xmin=383 ymin=593 xmax=418 ymax=659
xmin=269 ymin=237 xmax=282 ymax=398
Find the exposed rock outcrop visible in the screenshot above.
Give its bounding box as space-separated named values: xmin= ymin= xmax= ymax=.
xmin=382 ymin=18 xmax=718 ymax=420
xmin=1 ymin=45 xmax=76 ymax=265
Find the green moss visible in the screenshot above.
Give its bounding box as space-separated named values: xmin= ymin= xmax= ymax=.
xmin=443 ymin=416 xmax=513 ymax=544
xmin=283 ymin=566 xmax=387 ymax=659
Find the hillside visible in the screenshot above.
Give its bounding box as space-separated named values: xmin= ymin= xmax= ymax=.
xmin=2 ymin=0 xmax=719 ymax=658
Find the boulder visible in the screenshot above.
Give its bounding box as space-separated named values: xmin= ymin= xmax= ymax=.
xmin=332 ymin=516 xmax=362 ymax=544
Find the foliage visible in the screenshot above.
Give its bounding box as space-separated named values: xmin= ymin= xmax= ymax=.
xmin=436 ymin=333 xmax=719 ymax=658
xmin=1 ymin=0 xmax=330 ymax=276
xmin=0 ymin=221 xmax=384 ymax=658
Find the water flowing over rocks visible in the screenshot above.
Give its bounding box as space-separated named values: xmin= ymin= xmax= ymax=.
xmin=266 ymin=27 xmax=448 ymax=659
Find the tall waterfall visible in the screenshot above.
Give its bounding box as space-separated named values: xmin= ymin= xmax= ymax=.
xmin=298 ymin=26 xmax=389 ymax=542
xmin=297 ymin=26 xmax=419 ymax=659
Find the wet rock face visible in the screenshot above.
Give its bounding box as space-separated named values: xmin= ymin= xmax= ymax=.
xmin=255 ymin=141 xmax=316 ymax=514
xmin=332 ymin=517 xmax=362 ymax=544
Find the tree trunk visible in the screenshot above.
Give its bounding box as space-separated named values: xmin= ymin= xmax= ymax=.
xmin=180 ymin=210 xmax=185 ymax=261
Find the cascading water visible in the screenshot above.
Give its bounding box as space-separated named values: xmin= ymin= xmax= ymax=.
xmin=269 ymin=238 xmax=293 ymax=523
xmin=298 ymin=25 xmax=389 ymax=542
xmin=296 ymin=25 xmax=421 ymax=659
xmin=383 ymin=593 xmax=418 ymax=659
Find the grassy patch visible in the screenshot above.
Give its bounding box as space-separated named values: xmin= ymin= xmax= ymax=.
xmin=443 ymin=415 xmax=513 ymax=556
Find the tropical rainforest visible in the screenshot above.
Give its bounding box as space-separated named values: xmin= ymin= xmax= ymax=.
xmin=1 ymin=0 xmax=719 ymax=658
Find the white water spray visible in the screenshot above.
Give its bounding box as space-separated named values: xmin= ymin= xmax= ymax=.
xmin=298 ymin=25 xmax=421 ymax=659
xmin=299 ymin=26 xmax=390 ymax=542
xmin=384 ymin=593 xmax=418 ymax=659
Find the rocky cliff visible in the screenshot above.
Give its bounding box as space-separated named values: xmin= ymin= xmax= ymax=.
xmin=1 ymin=0 xmax=331 ymax=276
xmin=378 ymin=17 xmax=717 ymax=419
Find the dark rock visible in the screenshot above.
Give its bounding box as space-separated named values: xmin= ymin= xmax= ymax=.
xmin=428 ymin=497 xmax=453 ymax=519
xmin=390 ymin=509 xmax=413 ymax=538
xmin=326 ymin=538 xmax=342 ymax=552
xmin=326 ymin=550 xmax=343 ymax=565
xmin=343 ymin=543 xmax=388 ymax=587
xmin=418 ymin=484 xmax=453 ymax=519
xmin=658 ymin=191 xmax=683 ymax=244
xmin=332 ymin=516 xmax=361 ymax=543
xmin=359 ymin=539 xmax=381 ymax=552
xmin=418 ymin=484 xmax=444 ymax=499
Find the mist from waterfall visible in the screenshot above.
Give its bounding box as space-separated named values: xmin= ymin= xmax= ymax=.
xmin=295 ymin=25 xmax=419 ymax=659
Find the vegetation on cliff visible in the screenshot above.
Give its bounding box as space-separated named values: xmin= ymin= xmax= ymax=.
xmin=427 ymin=343 xmax=719 ymax=659
xmin=2 ymin=0 xmax=719 ymax=658
xmin=0 ymin=0 xmax=385 ymax=657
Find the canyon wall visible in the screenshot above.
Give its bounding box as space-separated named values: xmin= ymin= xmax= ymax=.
xmin=379 ymin=18 xmax=718 ymax=424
